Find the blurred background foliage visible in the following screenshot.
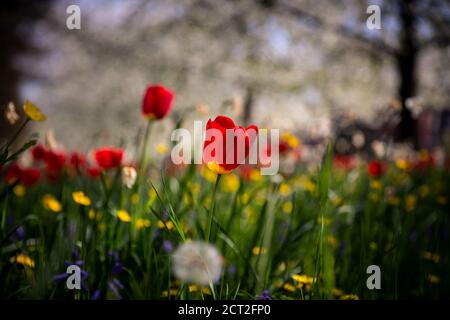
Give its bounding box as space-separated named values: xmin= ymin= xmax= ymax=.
xmin=1 ymin=0 xmax=450 ymax=152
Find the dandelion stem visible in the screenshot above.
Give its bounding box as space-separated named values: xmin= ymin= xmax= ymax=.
xmin=206 ymin=174 xmax=221 ymax=242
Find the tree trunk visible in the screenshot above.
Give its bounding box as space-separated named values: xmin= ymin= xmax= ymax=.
xmin=243 ymin=86 xmax=255 ymax=127
xmin=395 ymin=0 xmax=418 ymax=146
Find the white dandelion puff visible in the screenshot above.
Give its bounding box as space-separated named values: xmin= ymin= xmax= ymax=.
xmin=172 ymin=241 xmax=223 ymax=286
xmin=121 ymin=166 xmax=137 ymax=189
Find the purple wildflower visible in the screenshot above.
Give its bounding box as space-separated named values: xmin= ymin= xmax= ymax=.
xmin=162 ymin=240 xmax=174 ymax=253
xmin=256 ymin=289 xmax=272 ymax=300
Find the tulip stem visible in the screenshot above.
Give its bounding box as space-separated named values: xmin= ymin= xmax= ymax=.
xmin=139 ymin=120 xmax=153 ymax=185
xmin=206 ymin=174 xmax=221 ymax=242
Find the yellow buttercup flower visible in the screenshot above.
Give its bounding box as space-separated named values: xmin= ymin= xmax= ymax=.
xmin=117 ymin=210 xmax=131 ymax=222
xmin=155 ymin=143 xmax=169 ymax=155
xmin=221 ymin=174 xmax=240 ymax=193
xmin=161 ymin=289 xmax=178 ymax=298
xmin=10 ymin=254 xmax=35 ymax=268
xmin=422 ymin=251 xmax=440 ymax=264
xmin=136 ymin=218 xmax=151 ymax=230
xmin=279 ymin=183 xmax=291 ymax=196
xmin=72 ymin=191 xmax=91 ymax=206
xmin=428 ymin=274 xmax=441 ymax=284
xmin=13 ymin=184 xmax=26 ymax=197
xmin=283 ymin=283 xmax=296 ymax=292
xmin=370 ymin=180 xmax=382 ymax=190
xmin=252 ymin=246 xmax=267 ymax=256
xmin=23 ymin=100 xmax=46 ymax=121
xmin=281 ymin=132 xmax=300 ymax=149
xmin=282 ymin=201 xmax=293 ymax=214
xmin=405 ymin=194 xmax=417 ymax=212
xmin=201 ymin=166 xmax=218 ymax=183
xmin=291 ymin=274 xmax=316 ymax=286
xmin=188 ymin=285 xmax=199 ymax=293
xmin=395 ymin=159 xmax=410 ymax=170
xmin=249 ymin=168 xmax=262 ymax=182
xmin=296 ymin=175 xmax=316 ymax=193
xmin=202 ymin=287 xmax=212 ymax=295
xmin=42 ymin=194 xmax=62 ymax=213
xmin=158 ymin=220 xmax=174 ymax=231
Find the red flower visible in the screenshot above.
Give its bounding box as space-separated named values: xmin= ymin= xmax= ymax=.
xmin=69 ymin=152 xmax=86 ymax=169
xmin=86 ymin=167 xmax=101 ymax=178
xmin=44 ymin=150 xmax=66 ymax=172
xmin=4 ymin=164 xmax=40 ymax=186
xmin=31 ymin=144 xmax=47 ymax=161
xmin=142 ymin=85 xmax=175 ymax=120
xmin=333 ymin=154 xmax=356 ymax=171
xmin=414 ymin=150 xmax=435 ymax=171
xmin=94 ymin=147 xmax=124 ymax=170
xmin=203 ymin=115 xmax=258 ymax=174
xmin=19 ymin=168 xmax=41 ymax=187
xmin=4 ymin=163 xmax=21 ymax=184
xmin=367 ymin=160 xmax=387 ymax=178
xmin=279 ymin=141 xmax=289 ymax=155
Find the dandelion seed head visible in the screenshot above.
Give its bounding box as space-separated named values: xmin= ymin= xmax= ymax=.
xmin=121 ymin=166 xmax=137 ymax=188
xmin=172 ymin=241 xmax=222 ymax=286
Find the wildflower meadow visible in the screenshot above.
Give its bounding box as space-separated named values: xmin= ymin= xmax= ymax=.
xmin=1 ymin=86 xmax=449 ymax=301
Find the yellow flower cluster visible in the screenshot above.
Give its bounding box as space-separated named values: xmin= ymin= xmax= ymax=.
xmin=72 ymin=191 xmax=92 ymax=206
xmin=42 ymin=194 xmax=62 ymax=213
xmin=117 ymin=210 xmax=131 ymax=222
xmin=10 ymin=254 xmax=35 ymax=268
xmin=136 ymin=218 xmax=151 ymax=230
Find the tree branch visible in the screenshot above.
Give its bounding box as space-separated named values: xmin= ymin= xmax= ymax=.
xmin=273 ymin=0 xmax=398 ymax=56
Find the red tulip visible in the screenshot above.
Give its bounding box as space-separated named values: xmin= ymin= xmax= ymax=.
xmin=87 ymin=167 xmax=101 ymax=178
xmin=4 ymin=163 xmax=21 ymax=184
xmin=69 ymin=152 xmax=86 ymax=169
xmin=414 ymin=150 xmax=435 ymax=171
xmin=333 ymin=154 xmax=356 ymax=171
xmin=203 ymin=115 xmax=258 ymax=174
xmin=279 ymin=141 xmax=289 ymax=154
xmin=142 ymin=85 xmax=174 ymax=120
xmin=31 ymin=144 xmax=47 ymax=161
xmin=94 ymin=147 xmax=124 ymax=170
xmin=44 ymin=150 xmax=66 ymax=173
xmin=367 ymin=160 xmax=387 ymax=178
xmin=19 ymin=168 xmax=41 ymax=187
xmin=4 ymin=164 xmax=40 ymax=186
